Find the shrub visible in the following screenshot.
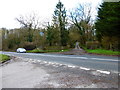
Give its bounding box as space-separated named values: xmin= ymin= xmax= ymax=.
xmin=44 ymin=46 xmax=70 ymax=50
xmin=101 ymin=36 xmax=119 ymax=51
xmin=86 ymin=41 xmax=100 ymax=49
xmin=23 ymin=42 xmax=36 ymax=50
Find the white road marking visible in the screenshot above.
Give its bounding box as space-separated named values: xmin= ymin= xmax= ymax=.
xmin=31 ymin=58 xmax=111 ymax=75
xmin=31 ymin=58 xmax=116 ymax=75
xmin=96 ymin=70 xmax=110 ymax=74
xmin=80 ymin=67 xmax=90 ymax=70
xmin=67 ymin=65 xmax=76 ymax=68
xmin=43 ymin=61 xmax=47 ymax=63
xmin=53 ymin=65 xmax=59 ymax=67
xmin=2 ymin=52 xmax=119 ymax=74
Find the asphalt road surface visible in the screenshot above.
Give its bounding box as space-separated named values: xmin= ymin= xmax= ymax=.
xmin=2 ymin=51 xmax=119 ymax=73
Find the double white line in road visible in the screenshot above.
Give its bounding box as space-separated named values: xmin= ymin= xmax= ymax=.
xmin=24 ymin=53 xmax=119 ymax=62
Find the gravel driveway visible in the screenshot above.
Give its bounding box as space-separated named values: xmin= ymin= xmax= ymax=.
xmin=0 ymin=57 xmax=119 ymax=89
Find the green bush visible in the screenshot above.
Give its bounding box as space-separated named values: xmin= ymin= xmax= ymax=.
xmin=101 ymin=36 xmax=119 ymax=51
xmin=27 ymin=48 xmax=70 ymax=53
xmin=86 ymin=41 xmax=100 ymax=49
xmin=23 ymin=42 xmax=36 ymax=50
xmin=44 ymin=46 xmax=70 ymax=50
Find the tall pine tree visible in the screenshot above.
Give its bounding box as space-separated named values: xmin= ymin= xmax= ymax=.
xmin=95 ymin=2 xmax=120 ymax=50
xmin=95 ymin=2 xmax=120 ymax=41
xmin=54 ymin=0 xmax=68 ymax=46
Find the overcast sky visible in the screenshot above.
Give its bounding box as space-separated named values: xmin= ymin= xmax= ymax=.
xmin=0 ymin=0 xmax=102 ymax=29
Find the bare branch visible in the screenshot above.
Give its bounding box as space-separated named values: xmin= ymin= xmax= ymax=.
xmin=16 ymin=13 xmax=41 ymax=29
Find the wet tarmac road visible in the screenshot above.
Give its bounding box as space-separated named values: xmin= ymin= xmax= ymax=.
xmin=2 ymin=51 xmax=119 ymax=73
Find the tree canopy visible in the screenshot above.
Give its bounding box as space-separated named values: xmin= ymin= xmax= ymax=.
xmin=95 ymin=2 xmax=120 ymax=40
xmin=2 ymin=1 xmax=119 ymax=51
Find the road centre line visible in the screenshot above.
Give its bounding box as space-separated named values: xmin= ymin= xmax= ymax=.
xmin=4 ymin=52 xmax=118 ymax=62
xmin=91 ymin=58 xmax=118 ymax=62
xmin=25 ymin=53 xmax=119 ymax=62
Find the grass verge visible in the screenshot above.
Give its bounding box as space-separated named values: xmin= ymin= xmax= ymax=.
xmin=27 ymin=48 xmax=120 ymax=56
xmin=86 ymin=49 xmax=120 ymax=55
xmin=27 ymin=49 xmax=70 ymax=53
xmin=0 ymin=54 xmax=10 ymax=63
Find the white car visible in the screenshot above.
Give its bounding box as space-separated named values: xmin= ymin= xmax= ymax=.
xmin=16 ymin=48 xmax=26 ymax=53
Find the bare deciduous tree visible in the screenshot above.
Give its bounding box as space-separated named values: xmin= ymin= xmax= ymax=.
xmin=70 ymin=3 xmax=92 ymax=25
xmin=16 ymin=13 xmax=40 ymax=29
xmin=69 ymin=3 xmax=94 ymax=45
